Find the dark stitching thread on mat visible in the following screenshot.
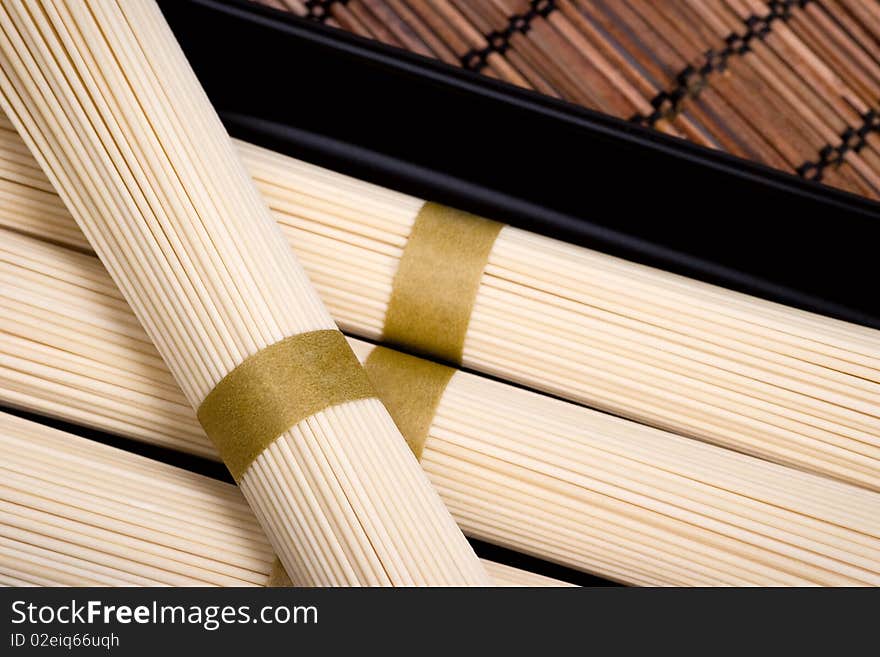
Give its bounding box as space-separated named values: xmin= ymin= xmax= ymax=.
xmin=632 ymin=0 xmax=812 ymax=127
xmin=796 ymin=110 xmax=880 ymax=181
xmin=304 ymin=0 xmax=349 ymax=23
xmin=460 ymin=0 xmax=558 ymax=72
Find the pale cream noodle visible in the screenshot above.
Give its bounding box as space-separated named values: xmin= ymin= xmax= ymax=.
xmin=1 ymin=110 xmax=877 ymax=491
xmin=0 ymin=412 xmax=567 ymax=587
xmin=0 ymin=0 xmax=486 ymax=585
xmin=3 ymin=230 xmax=879 ymax=586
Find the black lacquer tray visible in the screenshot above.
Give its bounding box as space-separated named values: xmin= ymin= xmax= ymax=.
xmin=160 ymin=0 xmax=880 ymax=329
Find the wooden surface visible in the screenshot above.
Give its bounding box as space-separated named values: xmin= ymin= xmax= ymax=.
xmin=258 ymin=0 xmax=880 ymax=200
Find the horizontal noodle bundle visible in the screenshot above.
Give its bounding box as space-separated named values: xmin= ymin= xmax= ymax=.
xmin=3 ymin=229 xmax=879 ymax=586
xmin=1 ymin=114 xmax=877 ymax=490
xmin=0 ymin=412 xmax=565 ymax=587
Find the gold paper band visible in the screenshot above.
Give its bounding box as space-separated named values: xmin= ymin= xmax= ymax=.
xmin=197 ymin=330 xmax=374 ymax=482
xmin=382 ymin=202 xmax=503 ymax=364
xmin=364 ymin=346 xmax=456 ymax=460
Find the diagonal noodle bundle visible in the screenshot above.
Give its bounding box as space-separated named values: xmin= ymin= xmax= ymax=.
xmin=3 ymin=229 xmax=879 ymax=586
xmin=0 ymin=412 xmax=569 ymax=587
xmin=0 ymin=0 xmax=487 ymax=585
xmin=1 ymin=113 xmax=878 ymax=492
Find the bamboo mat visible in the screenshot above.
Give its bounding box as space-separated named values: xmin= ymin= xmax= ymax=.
xmin=257 ymin=0 xmax=880 ymax=200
